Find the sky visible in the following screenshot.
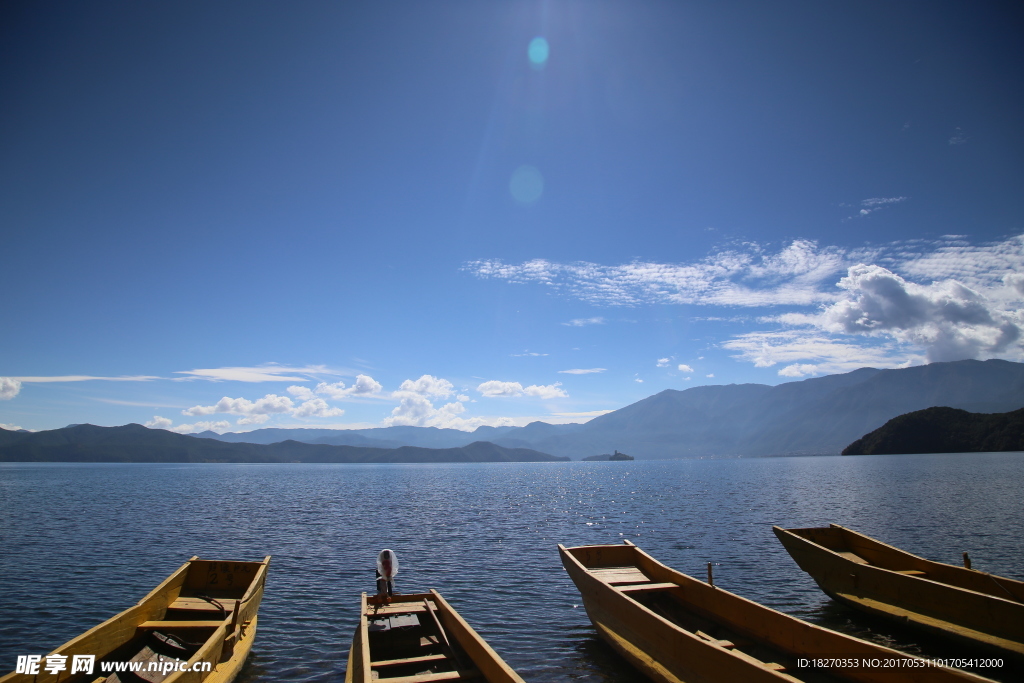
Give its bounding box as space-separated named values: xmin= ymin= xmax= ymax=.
xmin=2 ymin=1 xmax=1023 ymax=434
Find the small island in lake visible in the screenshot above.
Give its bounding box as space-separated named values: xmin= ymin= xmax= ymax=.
xmin=583 ymin=450 xmax=635 ymax=461
xmin=842 ymin=406 xmax=1024 ymax=455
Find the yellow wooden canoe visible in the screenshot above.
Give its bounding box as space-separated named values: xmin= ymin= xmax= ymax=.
xmin=559 ymin=540 xmax=995 ymax=683
xmin=0 ymin=556 xmax=270 ymax=683
xmin=774 ymin=524 xmax=1024 ymax=659
xmin=344 ymin=590 xmax=525 ymax=683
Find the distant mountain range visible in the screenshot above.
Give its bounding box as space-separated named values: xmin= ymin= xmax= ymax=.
xmin=4 ymin=359 xmax=1022 ymax=461
xmin=0 ymin=423 xmax=568 ymax=463
xmin=842 ymin=406 xmax=1024 ymax=455
xmin=197 ymin=359 xmax=1024 ymax=458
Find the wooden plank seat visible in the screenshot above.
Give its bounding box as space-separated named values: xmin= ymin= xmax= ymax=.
xmin=617 ymin=582 xmax=679 ymax=594
xmin=590 ymin=568 xmax=651 ymax=585
xmin=138 ymin=620 xmax=223 ymax=629
xmin=169 ymin=597 xmax=239 ymax=613
xmin=367 ymin=602 xmax=430 ymax=615
xmin=894 ymin=569 xmax=928 ymax=576
xmin=372 ymin=654 xmax=449 ymax=669
xmin=383 ymin=670 xmax=482 ymax=683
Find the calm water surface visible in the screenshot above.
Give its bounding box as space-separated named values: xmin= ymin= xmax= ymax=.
xmin=1 ymin=454 xmax=1022 ymax=681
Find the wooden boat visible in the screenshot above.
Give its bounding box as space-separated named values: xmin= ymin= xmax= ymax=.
xmin=0 ymin=555 xmax=270 ymax=683
xmin=559 ymin=540 xmax=994 ymax=682
xmin=774 ymin=524 xmax=1024 ymax=660
xmin=345 ymin=590 xmax=525 ymax=683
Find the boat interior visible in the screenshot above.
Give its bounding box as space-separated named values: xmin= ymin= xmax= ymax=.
xmin=362 ymin=594 xmax=484 ymax=682
xmin=592 ymin=564 xmax=844 ymax=682
xmin=784 ymin=525 xmax=1024 ymax=602
xmin=69 ymin=558 xmax=268 ymax=683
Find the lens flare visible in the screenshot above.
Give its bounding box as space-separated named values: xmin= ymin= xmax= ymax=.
xmin=510 ymin=165 xmax=544 ymax=205
xmin=528 ymin=37 xmax=549 ymax=69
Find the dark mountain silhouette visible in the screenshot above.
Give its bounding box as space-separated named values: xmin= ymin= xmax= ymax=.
xmin=842 ymin=407 xmax=1024 ymax=455
xmin=0 ymin=423 xmax=567 ymax=463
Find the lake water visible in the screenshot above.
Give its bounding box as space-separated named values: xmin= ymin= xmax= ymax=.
xmin=1 ymin=454 xmax=1022 ymax=681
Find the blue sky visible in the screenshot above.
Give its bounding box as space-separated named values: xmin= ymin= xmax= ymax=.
xmin=2 ymin=1 xmax=1022 ymax=433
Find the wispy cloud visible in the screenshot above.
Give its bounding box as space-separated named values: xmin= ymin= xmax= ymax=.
xmin=12 ymin=375 xmax=161 ymax=383
xmin=677 ymin=364 xmax=694 ymax=373
xmin=562 ymin=317 xmax=606 ymax=327
xmin=174 ymin=364 xmax=348 ymax=383
xmin=467 ymin=240 xmax=855 ymax=307
xmin=552 ymin=410 xmax=614 ymax=417
xmin=467 ymin=235 xmax=1024 ymax=372
xmin=853 ymin=196 xmax=907 ymax=218
xmin=511 ymin=351 xmax=548 ymax=357
xmin=721 ymin=329 xmax=921 ymax=377
xmin=558 ymin=368 xmax=606 ymax=374
xmin=949 ymin=127 xmax=968 ymax=145
xmin=93 ymin=398 xmax=187 ymax=408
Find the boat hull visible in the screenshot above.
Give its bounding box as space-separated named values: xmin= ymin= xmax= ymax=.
xmin=0 ymin=556 xmax=270 ymax=683
xmin=559 ymin=541 xmax=993 ymax=683
xmin=774 ymin=525 xmax=1024 ymax=660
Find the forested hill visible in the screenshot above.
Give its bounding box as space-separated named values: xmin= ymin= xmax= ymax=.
xmin=0 ymin=423 xmax=568 ymax=463
xmin=842 ymin=407 xmax=1024 ymax=455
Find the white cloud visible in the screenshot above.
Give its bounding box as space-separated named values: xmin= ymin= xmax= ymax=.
xmin=722 ymin=329 xmax=924 ymax=377
xmin=477 ymin=380 xmax=524 ymax=397
xmin=777 ymin=364 xmax=819 ymax=378
xmin=1 ymin=377 xmax=22 ymax=400
xmin=471 ymin=234 xmax=1024 ymax=372
xmin=0 ymin=422 xmax=27 ymax=431
xmin=287 ymin=385 xmax=317 ymax=401
xmin=477 ymin=380 xmax=568 ymax=399
xmin=558 ymin=368 xmax=606 ymax=374
xmin=174 ymin=364 xmax=345 ymax=383
xmin=183 ymin=394 xmax=295 ymax=417
xmin=635 ymin=378 xmax=644 ymax=382
xmin=511 ymin=351 xmax=548 ymax=357
xmin=395 ymin=375 xmax=455 ymax=398
xmin=677 ymin=364 xmax=694 ymax=373
xmin=706 ymin=373 xmax=714 ymax=378
xmin=237 ymin=414 xmax=271 ymax=425
xmin=171 ymin=420 xmax=232 ymax=434
xmin=457 ymin=394 xmax=471 ymax=402
xmin=814 ymin=264 xmax=1023 ymax=362
xmin=563 ymin=317 xmax=606 ymax=326
xmin=523 ymin=382 xmax=568 ymax=399
xmin=292 ymin=398 xmax=345 ymax=419
xmin=382 ymin=394 xmax=515 ymax=431
xmin=949 ymin=127 xmax=968 ymax=145
xmin=145 ymin=416 xmax=173 ymax=430
xmin=289 ymin=374 xmax=384 ymax=401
